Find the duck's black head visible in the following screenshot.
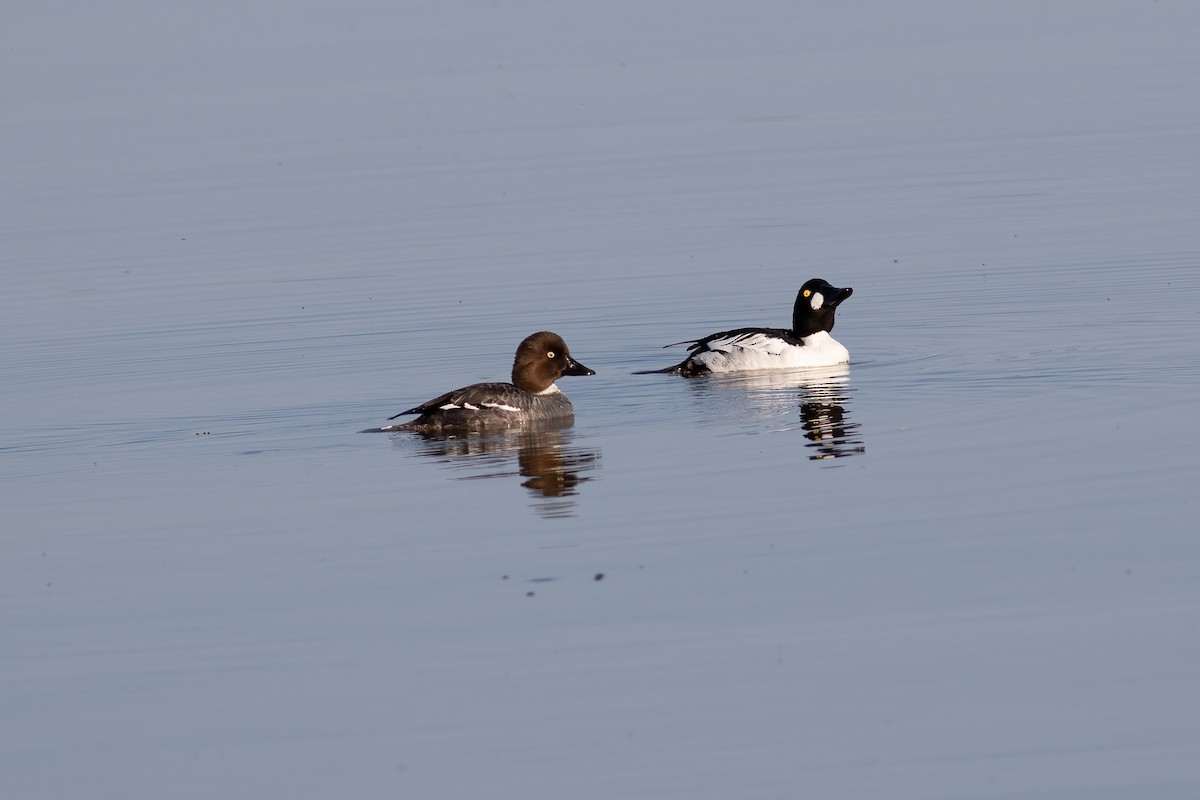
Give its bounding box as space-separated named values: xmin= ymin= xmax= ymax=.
xmin=512 ymin=331 xmax=595 ymax=394
xmin=791 ymin=278 xmax=853 ymax=337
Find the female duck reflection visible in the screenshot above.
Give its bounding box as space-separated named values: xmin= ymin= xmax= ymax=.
xmin=687 ymin=364 xmax=865 ymax=460
xmin=400 ymin=420 xmax=600 ymax=518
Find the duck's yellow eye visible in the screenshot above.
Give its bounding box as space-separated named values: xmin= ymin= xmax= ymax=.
xmin=802 ymin=289 xmax=812 ymax=298
xmin=547 ymin=351 xmax=556 ymax=358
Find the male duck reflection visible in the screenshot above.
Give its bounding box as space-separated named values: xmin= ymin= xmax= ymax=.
xmin=685 ymin=366 xmax=865 ymax=460
xmin=637 ymin=278 xmax=853 ymax=376
xmin=370 ymin=331 xmax=595 ymax=433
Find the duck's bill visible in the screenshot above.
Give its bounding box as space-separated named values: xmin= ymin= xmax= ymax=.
xmin=564 ymin=358 xmax=596 ymax=376
xmin=826 ymin=286 xmax=853 ymax=308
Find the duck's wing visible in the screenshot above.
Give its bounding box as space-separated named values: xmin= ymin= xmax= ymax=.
xmin=388 ymin=382 xmax=518 ymax=419
xmin=634 ymin=327 xmax=801 ymax=375
xmin=679 ymin=326 xmax=802 ymax=355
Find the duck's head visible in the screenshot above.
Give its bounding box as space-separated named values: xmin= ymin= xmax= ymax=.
xmin=512 ymin=331 xmax=595 ymax=394
xmin=792 ymin=278 xmax=853 ymax=336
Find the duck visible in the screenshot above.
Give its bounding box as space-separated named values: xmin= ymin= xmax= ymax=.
xmin=371 ymin=331 xmax=595 ymax=433
xmin=637 ymin=278 xmax=853 ymax=377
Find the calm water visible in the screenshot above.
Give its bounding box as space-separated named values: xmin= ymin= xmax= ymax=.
xmin=5 ymin=2 xmax=1200 ymax=798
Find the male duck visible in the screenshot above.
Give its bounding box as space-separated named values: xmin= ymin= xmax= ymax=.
xmin=638 ymin=278 xmax=853 ymax=376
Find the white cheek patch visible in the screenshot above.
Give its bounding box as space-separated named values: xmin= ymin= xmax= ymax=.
xmin=481 ymin=402 xmax=521 ymax=412
xmin=810 ymin=291 xmax=824 ymax=311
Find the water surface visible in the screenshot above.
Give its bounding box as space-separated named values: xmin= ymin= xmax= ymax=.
xmin=4 ymin=3 xmax=1199 ymax=798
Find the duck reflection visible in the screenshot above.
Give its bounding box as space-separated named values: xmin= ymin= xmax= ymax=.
xmin=691 ymin=365 xmax=865 ymax=461
xmin=396 ymin=419 xmax=600 ymax=518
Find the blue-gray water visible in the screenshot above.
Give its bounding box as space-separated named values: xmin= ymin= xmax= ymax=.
xmin=4 ymin=2 xmax=1199 ymax=798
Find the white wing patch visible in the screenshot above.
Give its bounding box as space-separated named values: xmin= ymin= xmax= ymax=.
xmin=439 ymin=403 xmax=460 ymax=411
xmin=703 ymin=332 xmax=791 ymax=356
xmin=481 ymin=402 xmax=521 ymax=412
xmin=462 ymin=403 xmax=479 ymax=410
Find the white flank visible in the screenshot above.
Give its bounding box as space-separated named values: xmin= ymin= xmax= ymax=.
xmin=810 ymin=291 xmax=824 ymax=310
xmin=695 ymin=330 xmax=848 ymax=372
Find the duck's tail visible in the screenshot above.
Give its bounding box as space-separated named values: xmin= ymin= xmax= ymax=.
xmin=632 ymin=364 xmax=683 ymax=375
xmin=359 ymin=422 xmax=413 ymax=433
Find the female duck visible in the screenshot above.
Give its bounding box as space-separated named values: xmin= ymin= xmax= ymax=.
xmin=639 ymin=278 xmax=853 ymax=377
xmin=374 ymin=331 xmax=595 ymax=433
